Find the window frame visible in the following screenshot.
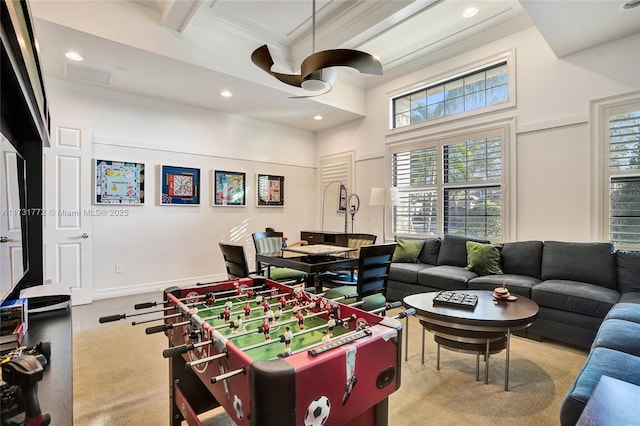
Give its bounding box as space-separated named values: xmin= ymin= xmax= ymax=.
xmin=388 ymin=49 xmax=516 ymax=132
xmin=591 ymin=92 xmax=640 ymax=249
xmin=387 ymin=122 xmax=511 ymax=242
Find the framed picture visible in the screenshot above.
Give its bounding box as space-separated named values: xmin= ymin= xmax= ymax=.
xmin=213 ymin=170 xmax=246 ymax=206
xmin=159 ymin=165 xmax=200 ymax=205
xmin=95 ymin=159 xmax=145 ymax=204
xmin=257 ymin=174 xmax=284 ymax=207
xmin=338 ymin=185 xmax=348 ymax=212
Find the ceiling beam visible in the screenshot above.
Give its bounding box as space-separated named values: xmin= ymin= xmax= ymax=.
xmin=160 ymin=0 xmax=203 ymax=32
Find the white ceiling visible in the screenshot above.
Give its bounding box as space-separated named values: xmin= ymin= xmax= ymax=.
xmin=30 ymin=0 xmax=640 ymax=132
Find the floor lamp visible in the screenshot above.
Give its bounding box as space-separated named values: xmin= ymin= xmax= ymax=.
xmin=369 ymin=187 xmax=387 ymax=242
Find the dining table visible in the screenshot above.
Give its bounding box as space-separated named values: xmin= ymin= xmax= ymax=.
xmin=255 ymin=244 xmax=358 ymax=293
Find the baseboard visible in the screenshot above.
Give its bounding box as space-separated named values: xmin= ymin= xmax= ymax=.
xmin=92 ymin=274 xmax=227 ymax=300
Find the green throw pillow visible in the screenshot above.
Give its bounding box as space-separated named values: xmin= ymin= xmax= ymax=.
xmin=465 ymin=241 xmax=503 ymax=275
xmin=392 ymin=237 xmax=425 ymax=263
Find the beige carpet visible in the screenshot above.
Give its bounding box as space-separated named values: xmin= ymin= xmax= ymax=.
xmin=73 ymin=312 xmax=587 ymax=425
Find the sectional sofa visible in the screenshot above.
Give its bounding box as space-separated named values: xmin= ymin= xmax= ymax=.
xmin=387 ymin=234 xmax=640 ymax=424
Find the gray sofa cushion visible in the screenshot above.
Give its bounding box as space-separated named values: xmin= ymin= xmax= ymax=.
xmin=437 ymin=234 xmax=490 ymax=267
xmin=417 ymin=265 xmax=477 ymax=291
xmin=418 ymin=237 xmax=441 ymax=265
xmin=592 ymin=318 xmax=640 ymax=356
xmin=616 ymin=251 xmax=640 ymax=293
xmin=560 ymin=347 xmax=640 ymax=426
xmin=501 ymin=241 xmax=543 ymax=278
xmin=467 ymin=274 xmax=541 ymax=298
xmin=388 ymin=263 xmax=434 ymax=285
xmin=619 ymin=292 xmax=640 ymax=303
xmin=541 ymin=241 xmax=617 ymax=289
xmin=532 ymin=280 xmax=619 ymax=318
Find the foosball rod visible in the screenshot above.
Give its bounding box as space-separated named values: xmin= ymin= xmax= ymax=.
xmin=185 ymin=352 xmax=227 ymax=369
xmin=134 ymin=284 xmax=268 ymax=309
xmin=198 ymin=290 xmax=296 ymax=316
xmin=241 ymin=323 xmax=329 ymax=352
xmin=210 ymin=367 xmax=245 ymax=384
xmin=99 ymin=311 xmax=183 ymax=324
xmin=201 ymin=296 xmax=313 ymax=325
xmin=227 ymin=309 xmax=327 ymax=340
xmin=367 ymin=301 xmax=403 ymax=315
xmin=131 ymin=313 xmax=184 ymax=326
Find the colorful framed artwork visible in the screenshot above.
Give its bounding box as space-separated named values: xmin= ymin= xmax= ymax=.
xmin=213 ymin=170 xmax=246 ymax=206
xmin=95 ymin=159 xmax=145 ymax=204
xmin=159 ymin=165 xmax=200 ymax=205
xmin=256 ymin=174 xmax=284 ymax=207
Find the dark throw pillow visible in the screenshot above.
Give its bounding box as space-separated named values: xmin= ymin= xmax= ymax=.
xmin=465 ymin=241 xmax=503 ymax=276
xmin=392 ymin=237 xmax=426 ymax=263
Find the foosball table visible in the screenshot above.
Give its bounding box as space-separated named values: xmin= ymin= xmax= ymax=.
xmin=138 ymin=276 xmax=404 ymax=426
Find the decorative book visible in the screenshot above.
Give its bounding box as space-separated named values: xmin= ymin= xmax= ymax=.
xmin=433 ymin=291 xmax=478 ymax=309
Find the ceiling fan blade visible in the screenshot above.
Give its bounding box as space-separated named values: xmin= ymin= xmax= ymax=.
xmin=251 ymin=44 xmax=303 ymax=87
xmin=300 ymin=49 xmax=383 ymax=81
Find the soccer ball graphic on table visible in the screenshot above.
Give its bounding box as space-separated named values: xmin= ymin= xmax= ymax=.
xmin=233 ymin=394 xmax=243 ymax=420
xmin=304 ymin=395 xmax=331 ymax=426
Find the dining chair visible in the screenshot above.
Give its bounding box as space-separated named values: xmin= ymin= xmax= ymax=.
xmin=219 ymin=242 xmax=252 ymax=279
xmin=318 ymin=233 xmax=377 ymax=284
xmin=322 ymin=243 xmax=397 ymax=312
xmin=251 ymin=231 xmax=307 ymax=284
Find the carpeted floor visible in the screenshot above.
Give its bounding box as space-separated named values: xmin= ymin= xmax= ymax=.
xmin=73 ymin=311 xmax=587 ymax=425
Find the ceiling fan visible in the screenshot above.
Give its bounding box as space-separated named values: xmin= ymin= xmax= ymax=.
xmin=250 ymin=0 xmax=383 ymax=97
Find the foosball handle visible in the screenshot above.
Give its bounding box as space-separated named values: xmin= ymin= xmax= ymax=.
xmin=386 ymin=301 xmax=402 ymax=310
xmin=162 ymin=344 xmax=194 ymax=358
xmin=395 ymin=308 xmax=416 ymax=319
xmin=134 ymin=302 xmax=157 ymax=310
xmin=146 ymin=323 xmax=172 ymax=335
xmin=99 ymin=314 xmax=125 ymax=323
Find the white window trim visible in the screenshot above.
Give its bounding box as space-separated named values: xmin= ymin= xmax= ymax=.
xmin=386 ymin=117 xmax=515 ymax=242
xmin=590 ymin=91 xmax=640 ymax=245
xmin=386 ymin=48 xmax=516 ymax=133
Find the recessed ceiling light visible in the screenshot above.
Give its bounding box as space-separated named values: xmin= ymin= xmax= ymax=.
xmin=313 ymin=115 xmax=323 ymax=121
xmin=64 ymin=51 xmax=83 ymax=61
xmin=462 ymin=7 xmax=479 ymax=18
xmin=220 ymin=90 xmax=233 ymax=97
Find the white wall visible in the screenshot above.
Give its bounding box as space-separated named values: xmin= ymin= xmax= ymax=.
xmin=47 ymin=79 xmax=317 ymax=299
xmin=317 ymin=27 xmax=640 ymax=243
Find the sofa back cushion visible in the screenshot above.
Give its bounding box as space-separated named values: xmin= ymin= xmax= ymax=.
xmin=501 ymin=241 xmax=543 ymax=278
xmin=617 ymin=251 xmax=640 ymax=293
xmin=418 ymin=237 xmax=441 ymax=265
xmin=392 ymin=237 xmax=425 ymax=263
xmin=541 ymin=241 xmax=616 ymax=288
xmin=437 ymin=234 xmax=490 ymax=267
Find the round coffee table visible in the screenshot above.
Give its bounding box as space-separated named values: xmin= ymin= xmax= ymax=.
xmin=403 ymin=290 xmax=539 ymax=391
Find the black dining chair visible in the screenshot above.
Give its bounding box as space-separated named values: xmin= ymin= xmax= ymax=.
xmin=323 ymin=243 xmax=397 ymax=312
xmin=219 ymin=242 xmax=252 ymax=279
xmin=251 ymin=231 xmax=307 ymax=284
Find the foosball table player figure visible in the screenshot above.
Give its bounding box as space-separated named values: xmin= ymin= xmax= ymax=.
xmin=120 ymin=276 xmax=408 ymax=426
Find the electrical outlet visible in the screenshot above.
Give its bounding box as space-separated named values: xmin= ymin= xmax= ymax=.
xmin=115 ymin=263 xmax=123 ymax=273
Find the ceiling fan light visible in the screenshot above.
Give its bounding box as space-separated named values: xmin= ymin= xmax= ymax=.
xmin=301 ymin=68 xmax=337 ymax=92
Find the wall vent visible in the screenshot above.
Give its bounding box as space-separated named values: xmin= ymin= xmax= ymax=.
xmin=63 ymin=62 xmax=112 ymax=85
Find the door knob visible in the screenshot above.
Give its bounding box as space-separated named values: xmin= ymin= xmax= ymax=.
xmin=81 ymin=233 xmax=89 ymax=239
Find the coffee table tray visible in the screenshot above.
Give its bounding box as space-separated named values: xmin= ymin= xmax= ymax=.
xmin=433 ymin=291 xmax=478 ymax=309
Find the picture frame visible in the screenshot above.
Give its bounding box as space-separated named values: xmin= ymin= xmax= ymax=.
xmin=338 ymin=185 xmax=348 ymax=212
xmin=95 ymin=159 xmax=145 ymax=204
xmin=159 ymin=165 xmax=200 ymax=205
xmin=213 ymin=170 xmax=246 ymax=206
xmin=256 ymin=174 xmax=284 ymax=207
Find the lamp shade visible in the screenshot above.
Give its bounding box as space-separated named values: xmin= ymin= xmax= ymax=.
xmin=369 ymin=187 xmax=386 ymax=206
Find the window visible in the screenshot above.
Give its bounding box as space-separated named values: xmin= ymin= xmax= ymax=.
xmin=390 ymin=128 xmax=506 ymax=240
xmin=392 ymin=61 xmax=509 ymax=129
xmin=606 ymin=104 xmax=640 ymax=248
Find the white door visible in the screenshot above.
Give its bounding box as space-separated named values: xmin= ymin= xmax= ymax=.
xmin=43 ymin=118 xmax=93 ymax=305
xmin=0 ymin=135 xmax=26 ymax=288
